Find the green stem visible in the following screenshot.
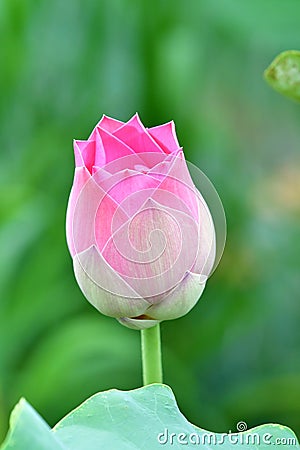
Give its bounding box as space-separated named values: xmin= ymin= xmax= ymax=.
xmin=141 ymin=324 xmax=163 ymax=385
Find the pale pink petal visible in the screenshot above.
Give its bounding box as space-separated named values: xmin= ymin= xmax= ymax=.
xmin=93 ymin=165 xmax=161 ymax=216
xmin=101 ymin=170 xmax=160 ymax=205
xmin=145 ymin=187 xmax=193 ymax=220
xmin=117 ymin=317 xmax=160 ymax=330
xmin=96 ymin=114 xmax=124 ymax=133
xmin=152 ymin=151 xmax=216 ymax=277
xmin=92 ymin=178 xmax=129 ymax=252
xmin=66 ymin=167 xmax=92 ymax=256
xmin=149 ymin=151 xmax=200 ymax=221
xmin=74 ymin=246 xmax=149 ymax=317
xmin=146 ymin=272 xmax=206 ymax=320
xmin=70 ymin=171 xmax=119 ymax=256
xmin=92 ymin=168 xmax=160 ymax=252
xmin=101 ymin=198 xmax=199 ymax=299
xmin=193 ymin=195 xmax=216 ymax=277
xmin=94 ymin=193 xmax=128 ymax=252
xmin=113 ymin=113 xmax=164 ymax=154
xmin=148 ymin=121 xmax=180 ymax=154
xmin=68 ymin=166 xmax=132 ymax=254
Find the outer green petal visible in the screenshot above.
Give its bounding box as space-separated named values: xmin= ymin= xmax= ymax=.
xmin=73 ymin=246 xmax=149 ymax=318
xmin=146 ymin=272 xmax=206 ymax=320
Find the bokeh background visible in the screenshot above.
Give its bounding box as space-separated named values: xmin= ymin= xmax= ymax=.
xmin=0 ymin=0 xmax=300 ymax=441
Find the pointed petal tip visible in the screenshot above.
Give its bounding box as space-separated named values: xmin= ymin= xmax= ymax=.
xmin=73 ymin=138 xmax=82 ymax=149
xmin=100 ymin=113 xmax=120 ymax=123
xmin=130 ymin=112 xmax=142 ymax=124
xmin=96 ymin=115 xmax=124 ymax=134
xmin=147 ymin=120 xmax=181 ymax=153
xmin=148 ymin=120 xmax=173 ymax=130
xmin=142 ymin=197 xmax=161 ymax=209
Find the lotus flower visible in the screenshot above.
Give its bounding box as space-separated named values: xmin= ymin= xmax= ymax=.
xmin=66 ymin=113 xmax=216 ymax=330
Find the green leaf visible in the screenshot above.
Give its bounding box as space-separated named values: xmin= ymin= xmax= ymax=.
xmin=1 ymin=384 xmax=299 ymax=449
xmin=264 ymin=50 xmax=300 ymax=102
xmin=0 ymin=398 xmax=65 ymax=450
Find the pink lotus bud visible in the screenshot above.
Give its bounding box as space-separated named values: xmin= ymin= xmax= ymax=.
xmin=66 ymin=113 xmax=224 ymax=330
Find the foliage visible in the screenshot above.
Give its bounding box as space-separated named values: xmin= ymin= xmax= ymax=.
xmin=1 ymin=385 xmax=299 ymax=449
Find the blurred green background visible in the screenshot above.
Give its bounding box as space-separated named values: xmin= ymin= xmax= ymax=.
xmin=0 ymin=0 xmax=300 ymax=441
